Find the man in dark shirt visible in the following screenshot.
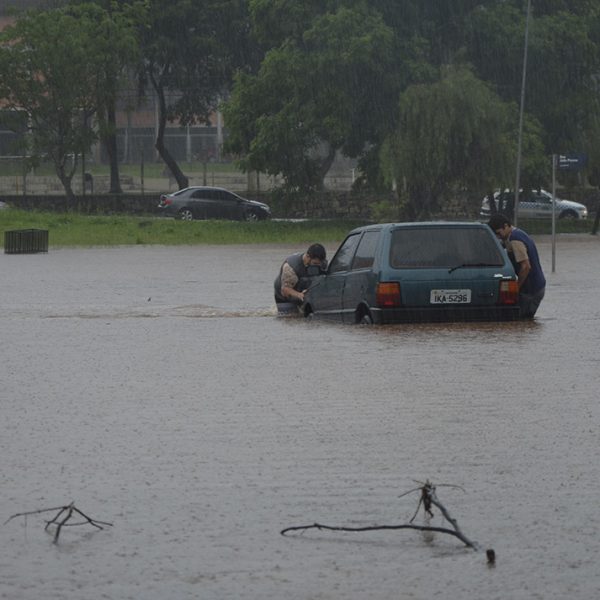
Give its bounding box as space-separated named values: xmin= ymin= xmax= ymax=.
xmin=274 ymin=243 xmax=327 ymax=310
xmin=488 ymin=214 xmax=546 ymax=318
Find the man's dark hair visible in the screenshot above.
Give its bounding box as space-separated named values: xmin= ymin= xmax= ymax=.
xmin=488 ymin=213 xmax=512 ymax=230
xmin=307 ymin=243 xmax=326 ymax=261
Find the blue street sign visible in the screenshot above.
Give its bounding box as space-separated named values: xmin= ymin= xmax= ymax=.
xmin=558 ymin=153 xmax=587 ymax=171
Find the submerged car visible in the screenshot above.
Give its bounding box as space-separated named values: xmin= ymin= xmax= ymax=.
xmin=157 ymin=186 xmax=271 ymax=221
xmin=303 ymin=222 xmax=520 ymax=324
xmin=480 ymin=189 xmax=587 ymax=220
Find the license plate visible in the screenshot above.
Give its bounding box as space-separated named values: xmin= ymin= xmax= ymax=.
xmin=430 ymin=289 xmax=471 ymax=304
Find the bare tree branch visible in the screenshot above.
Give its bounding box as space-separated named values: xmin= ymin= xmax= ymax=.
xmin=4 ymin=502 xmax=113 ymax=544
xmin=280 ymin=521 xmax=478 ymax=548
xmin=281 ymin=480 xmax=490 ymax=556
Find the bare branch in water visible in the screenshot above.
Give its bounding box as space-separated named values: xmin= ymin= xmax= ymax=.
xmin=281 ymin=480 xmax=491 ymax=558
xmin=5 ymin=502 xmax=113 ymax=544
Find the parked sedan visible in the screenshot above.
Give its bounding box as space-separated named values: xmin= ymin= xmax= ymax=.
xmin=157 ymin=186 xmax=271 ymax=221
xmin=480 ymin=189 xmax=587 ymax=220
xmin=303 ymin=222 xmax=520 ymax=324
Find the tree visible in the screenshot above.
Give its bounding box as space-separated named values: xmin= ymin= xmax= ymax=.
xmin=137 ymin=0 xmax=254 ymax=190
xmin=225 ymin=0 xmax=600 ymax=213
xmin=381 ymin=65 xmax=523 ymax=219
xmin=467 ymin=1 xmax=600 ymax=164
xmin=72 ymin=0 xmax=143 ymax=194
xmin=0 ymin=3 xmax=138 ymax=200
xmin=223 ymin=3 xmax=398 ymax=191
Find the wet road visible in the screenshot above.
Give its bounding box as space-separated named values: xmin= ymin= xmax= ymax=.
xmin=1 ymin=237 xmax=599 ymax=599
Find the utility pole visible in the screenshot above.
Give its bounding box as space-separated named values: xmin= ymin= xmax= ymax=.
xmin=514 ymin=0 xmax=532 ymax=227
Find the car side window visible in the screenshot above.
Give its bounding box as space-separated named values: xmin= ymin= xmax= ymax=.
xmin=221 ymin=191 xmax=238 ymax=202
xmin=328 ymin=234 xmax=361 ymax=274
xmin=535 ymin=192 xmax=550 ymax=204
xmin=215 ymin=190 xmax=234 ymax=202
xmin=192 ymin=189 xmax=214 ymax=199
xmin=351 ymin=230 xmax=379 ymax=270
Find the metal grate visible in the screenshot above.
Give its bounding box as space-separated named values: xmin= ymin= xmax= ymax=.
xmin=4 ymin=229 xmax=49 ymax=254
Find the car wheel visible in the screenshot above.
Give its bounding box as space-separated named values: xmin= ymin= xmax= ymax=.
xmin=359 ymin=313 xmax=373 ymax=325
xmin=178 ymin=208 xmax=194 ymax=221
xmin=245 ymin=211 xmax=259 ymax=222
xmin=559 ymin=210 xmax=577 ymax=220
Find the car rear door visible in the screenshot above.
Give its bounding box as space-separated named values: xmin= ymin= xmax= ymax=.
xmin=189 ymin=189 xmax=216 ymax=218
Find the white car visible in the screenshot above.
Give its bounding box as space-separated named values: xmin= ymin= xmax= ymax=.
xmin=480 ymin=189 xmax=588 ymax=220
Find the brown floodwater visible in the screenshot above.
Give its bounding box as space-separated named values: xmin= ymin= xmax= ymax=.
xmin=1 ymin=236 xmax=599 ymax=599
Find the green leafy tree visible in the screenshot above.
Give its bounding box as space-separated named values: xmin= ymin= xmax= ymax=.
xmin=65 ymin=0 xmax=143 ymax=194
xmin=468 ymin=1 xmax=600 ymax=168
xmin=0 ymin=3 xmax=133 ymax=201
xmin=223 ymin=3 xmax=398 ymax=191
xmin=137 ymin=0 xmax=254 ymax=189
xmin=381 ymin=65 xmax=523 ymax=219
xmin=226 ymin=0 xmax=600 ymax=215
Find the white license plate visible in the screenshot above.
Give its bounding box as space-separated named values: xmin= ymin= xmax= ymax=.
xmin=430 ymin=289 xmax=471 ymax=304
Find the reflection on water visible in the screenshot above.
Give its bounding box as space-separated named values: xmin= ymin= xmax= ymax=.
xmin=1 ymin=239 xmax=600 ymax=600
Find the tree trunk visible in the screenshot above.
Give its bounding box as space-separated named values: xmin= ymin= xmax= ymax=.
xmin=153 ymin=78 xmax=189 ymax=190
xmin=315 ymin=145 xmax=337 ymax=190
xmin=56 ymin=165 xmax=76 ymax=204
xmin=105 ymin=101 xmax=122 ymax=194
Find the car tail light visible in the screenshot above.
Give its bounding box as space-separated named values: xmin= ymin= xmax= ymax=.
xmin=376 ymin=282 xmax=402 ymax=308
xmin=498 ymin=280 xmax=519 ymax=304
xmin=159 ymin=195 xmax=172 ymax=206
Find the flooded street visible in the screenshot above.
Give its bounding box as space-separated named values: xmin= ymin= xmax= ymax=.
xmin=1 ymin=237 xmax=600 ymax=599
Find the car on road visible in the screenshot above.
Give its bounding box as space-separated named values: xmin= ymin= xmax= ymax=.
xmin=302 ymin=222 xmax=520 ymax=324
xmin=157 ymin=186 xmax=271 ymax=221
xmin=480 ymin=189 xmax=588 ymax=220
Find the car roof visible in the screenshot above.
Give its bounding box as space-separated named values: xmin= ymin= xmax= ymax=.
xmin=180 ymin=186 xmax=230 ymax=192
xmin=347 ymin=221 xmax=488 ymax=235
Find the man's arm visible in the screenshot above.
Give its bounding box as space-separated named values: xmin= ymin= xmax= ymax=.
xmin=516 ymin=258 xmax=531 ymax=290
xmin=511 ymin=240 xmax=531 ymax=290
xmin=280 ymin=263 xmax=304 ymax=302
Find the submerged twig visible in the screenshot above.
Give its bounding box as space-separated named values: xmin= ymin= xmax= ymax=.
xmin=281 ymin=480 xmax=490 ymax=557
xmin=5 ymin=502 xmax=113 ymax=543
xmin=280 ymin=521 xmax=476 ymax=546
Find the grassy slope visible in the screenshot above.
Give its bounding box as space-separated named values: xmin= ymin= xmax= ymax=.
xmin=0 ymin=210 xmax=369 ymax=246
xmin=0 ymin=209 xmax=594 ymax=247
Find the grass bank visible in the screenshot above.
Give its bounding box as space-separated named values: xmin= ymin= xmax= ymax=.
xmin=0 ymin=209 xmax=368 ymax=246
xmin=1 ymin=209 xmax=595 ymax=247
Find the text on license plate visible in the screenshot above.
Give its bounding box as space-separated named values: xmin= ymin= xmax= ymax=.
xmin=430 ymin=289 xmax=471 ymax=304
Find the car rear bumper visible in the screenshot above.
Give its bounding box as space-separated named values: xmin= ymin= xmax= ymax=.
xmin=371 ymin=305 xmax=521 ymax=324
xmin=156 ymin=205 xmax=178 ymax=217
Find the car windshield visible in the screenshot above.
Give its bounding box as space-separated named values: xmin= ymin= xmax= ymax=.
xmin=390 ymin=227 xmax=505 ymax=268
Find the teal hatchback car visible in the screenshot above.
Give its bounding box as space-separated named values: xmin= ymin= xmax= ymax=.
xmin=303 ymin=222 xmax=520 ymax=324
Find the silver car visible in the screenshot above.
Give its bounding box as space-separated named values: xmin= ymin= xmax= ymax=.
xmin=480 ymin=189 xmax=588 ymax=220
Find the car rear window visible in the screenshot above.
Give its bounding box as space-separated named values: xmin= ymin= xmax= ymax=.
xmin=389 ymin=227 xmax=505 ymax=268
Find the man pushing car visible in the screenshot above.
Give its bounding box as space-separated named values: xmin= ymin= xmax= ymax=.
xmin=488 ymin=213 xmax=546 ymax=319
xmin=274 ymin=243 xmax=327 ymax=313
